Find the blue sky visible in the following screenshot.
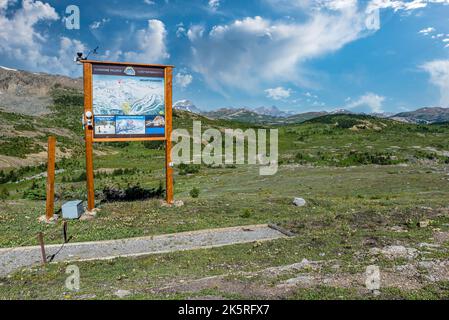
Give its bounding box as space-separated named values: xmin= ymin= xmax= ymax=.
xmin=1 ymin=0 xmax=449 ymax=113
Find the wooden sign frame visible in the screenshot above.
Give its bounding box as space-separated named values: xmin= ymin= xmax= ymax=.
xmin=82 ymin=60 xmax=174 ymax=210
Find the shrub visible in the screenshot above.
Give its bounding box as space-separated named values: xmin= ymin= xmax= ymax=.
xmin=23 ymin=181 xmax=46 ymax=200
xmin=178 ymin=163 xmax=200 ymax=175
xmin=103 ymin=141 xmax=130 ymax=148
xmin=70 ymin=172 xmax=87 ymax=182
xmin=241 ymin=208 xmax=252 ymax=218
xmin=340 ymin=151 xmax=396 ymax=166
xmin=52 ymin=89 xmax=84 ymax=106
xmin=0 ymin=137 xmax=44 ymax=158
xmin=102 ymin=182 xmax=164 ymax=202
xmin=189 ymin=187 xmax=200 ymax=198
xmin=335 ymin=119 xmax=360 ymax=129
xmin=0 ymin=188 xmax=9 ymax=200
xmin=142 ymin=141 xmax=164 ymax=150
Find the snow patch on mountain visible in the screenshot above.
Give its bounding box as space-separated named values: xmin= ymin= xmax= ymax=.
xmin=0 ymin=65 xmax=17 ymax=72
xmin=173 ymin=100 xmax=202 ymax=114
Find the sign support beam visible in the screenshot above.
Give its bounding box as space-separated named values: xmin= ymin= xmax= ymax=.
xmin=83 ymin=62 xmax=95 ymax=211
xmin=45 ymin=136 xmax=56 ymax=220
xmin=165 ymin=67 xmax=174 ymax=204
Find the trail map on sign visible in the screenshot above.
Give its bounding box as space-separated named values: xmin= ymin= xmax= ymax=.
xmin=92 ymin=64 xmax=166 ymax=139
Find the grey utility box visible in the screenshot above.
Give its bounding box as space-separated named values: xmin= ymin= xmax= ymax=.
xmin=61 ymin=200 xmax=84 ymax=219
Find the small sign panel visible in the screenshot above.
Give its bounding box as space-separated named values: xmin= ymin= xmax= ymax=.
xmin=92 ymin=63 xmax=165 ymax=140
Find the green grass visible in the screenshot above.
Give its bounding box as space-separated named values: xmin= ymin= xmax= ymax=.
xmin=1 ymin=94 xmax=449 ymax=299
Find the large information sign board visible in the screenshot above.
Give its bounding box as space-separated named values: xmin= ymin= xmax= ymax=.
xmin=81 ymin=60 xmax=174 ymax=210
xmin=91 ymin=63 xmax=167 ymax=141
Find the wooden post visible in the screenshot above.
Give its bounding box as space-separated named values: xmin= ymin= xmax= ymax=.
xmin=63 ymin=221 xmax=68 ymax=243
xmin=83 ymin=62 xmax=95 ymax=211
xmin=165 ymin=67 xmax=174 ymax=204
xmin=37 ymin=232 xmax=47 ymax=265
xmin=45 ymin=136 xmax=56 ymax=220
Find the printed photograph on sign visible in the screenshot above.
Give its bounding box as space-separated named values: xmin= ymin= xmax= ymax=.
xmin=116 ymin=116 xmax=145 ymax=135
xmin=92 ymin=64 xmax=166 ymax=139
xmin=94 ymin=116 xmax=116 ymax=135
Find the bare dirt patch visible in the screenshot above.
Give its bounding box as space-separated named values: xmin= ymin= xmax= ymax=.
xmin=152 ymin=257 xmax=449 ymax=298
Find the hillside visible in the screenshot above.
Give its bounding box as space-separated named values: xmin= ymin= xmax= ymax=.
xmin=391 ymin=107 xmax=449 ymax=124
xmin=202 ymin=107 xmax=281 ymax=124
xmin=0 ymin=67 xmax=82 ymax=115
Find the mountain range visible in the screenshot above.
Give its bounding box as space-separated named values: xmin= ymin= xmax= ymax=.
xmin=0 ymin=66 xmax=448 ymax=124
xmin=172 ymin=99 xmax=449 ymax=124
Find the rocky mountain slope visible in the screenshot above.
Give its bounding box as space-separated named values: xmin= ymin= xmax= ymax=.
xmin=391 ymin=107 xmax=449 ymax=124
xmin=0 ymin=66 xmax=82 ymax=115
xmin=173 ymin=99 xmax=202 ymax=114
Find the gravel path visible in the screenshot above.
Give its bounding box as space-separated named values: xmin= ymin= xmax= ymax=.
xmin=0 ymin=224 xmax=286 ymax=276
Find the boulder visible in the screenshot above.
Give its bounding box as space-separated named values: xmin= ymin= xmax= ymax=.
xmin=293 ymin=197 xmax=306 ymax=207
xmin=114 ymin=289 xmax=131 ymax=298
xmin=370 ymin=245 xmax=418 ymax=260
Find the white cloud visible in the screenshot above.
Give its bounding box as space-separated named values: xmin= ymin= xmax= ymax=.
xmin=56 ymin=37 xmax=87 ymax=75
xmin=208 ymin=0 xmax=220 ymax=10
xmin=304 ymin=91 xmax=318 ymax=98
xmin=89 ymin=18 xmax=110 ymax=30
xmin=176 ymin=23 xmax=187 ymax=37
xmin=143 ymin=0 xmax=155 ymax=4
xmin=345 ymin=92 xmax=385 ymax=113
xmin=0 ymin=2 xmax=170 ymax=76
xmin=124 ymin=19 xmax=169 ymax=63
xmin=176 ymin=26 xmax=186 ymax=37
xmin=0 ymin=0 xmax=59 ymax=55
xmin=0 ymin=0 xmax=11 ymax=11
xmin=0 ymin=0 xmax=87 ymax=76
xmin=418 ymin=27 xmax=435 ymax=34
xmin=187 ymin=25 xmax=205 ymax=41
xmin=367 ymin=0 xmax=449 ymax=12
xmin=175 ymin=72 xmax=193 ymax=88
xmin=265 ymin=87 xmax=292 ymax=100
xmin=422 ymin=60 xmax=449 ymax=107
xmin=187 ymin=3 xmax=379 ymax=93
xmin=269 ymin=0 xmax=449 ymax=12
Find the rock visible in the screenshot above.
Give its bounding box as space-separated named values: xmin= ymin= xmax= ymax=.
xmin=293 ymin=197 xmax=306 ymax=207
xmin=433 ymin=231 xmax=449 ymax=244
xmin=160 ymin=200 xmax=184 ymax=208
xmin=77 ymin=294 xmax=97 ymax=299
xmin=370 ymin=245 xmax=418 ymax=260
xmin=418 ymin=220 xmax=431 ymax=228
xmin=390 ymin=225 xmax=408 ymax=233
xmin=38 ymin=214 xmax=59 ymax=224
xmin=278 ymin=275 xmax=314 ymax=288
xmin=84 ymin=208 xmax=100 ymax=217
xmin=418 ymin=261 xmax=434 ymax=270
xmin=418 ymin=242 xmax=440 ymax=249
xmin=114 ymin=289 xmax=131 ymax=298
xmin=79 ymin=214 xmax=95 ymax=221
xmin=174 ymin=200 xmax=184 ymax=207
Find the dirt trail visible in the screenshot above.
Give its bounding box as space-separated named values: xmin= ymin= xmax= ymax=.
xmin=0 ymin=224 xmax=286 ymax=276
